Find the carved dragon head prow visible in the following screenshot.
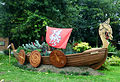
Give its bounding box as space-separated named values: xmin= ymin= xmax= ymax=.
xmin=99 ymin=18 xmax=113 ymax=48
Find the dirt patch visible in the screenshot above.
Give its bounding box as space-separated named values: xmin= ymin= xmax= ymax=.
xmin=37 ymin=65 xmax=103 ymax=76
xmin=17 ymin=63 xmax=103 ymax=76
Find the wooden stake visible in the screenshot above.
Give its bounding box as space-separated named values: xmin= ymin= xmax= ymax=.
xmin=9 ymin=49 xmax=11 ymax=63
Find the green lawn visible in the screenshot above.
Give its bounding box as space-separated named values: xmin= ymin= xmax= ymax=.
xmin=0 ymin=54 xmax=120 ymax=82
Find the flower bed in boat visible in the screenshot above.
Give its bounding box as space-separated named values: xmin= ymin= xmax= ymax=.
xmin=15 ymin=40 xmax=92 ymax=68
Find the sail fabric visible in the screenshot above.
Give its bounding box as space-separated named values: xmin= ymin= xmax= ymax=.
xmin=46 ymin=26 xmax=72 ymax=49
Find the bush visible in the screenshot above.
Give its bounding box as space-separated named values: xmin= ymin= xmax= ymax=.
xmin=100 ymin=55 xmax=120 ymax=70
xmin=59 ymin=71 xmax=80 ymax=75
xmin=62 ymin=43 xmax=74 ymax=55
xmin=115 ymin=50 xmax=120 ymax=57
xmin=107 ymin=55 xmax=120 ymax=66
xmin=16 ymin=41 xmax=50 ymax=56
xmin=81 ymin=71 xmax=90 ymax=76
xmin=16 ymin=46 xmax=26 ymax=53
xmin=108 ymin=43 xmax=118 ymax=57
xmin=99 ymin=58 xmax=110 ymax=70
xmin=47 ymin=70 xmax=52 ymax=73
xmin=3 ymin=49 xmax=9 ymax=55
xmin=73 ymin=42 xmax=91 ymax=53
xmin=59 ymin=71 xmax=66 ymax=74
xmin=108 ymin=43 xmax=117 ymax=52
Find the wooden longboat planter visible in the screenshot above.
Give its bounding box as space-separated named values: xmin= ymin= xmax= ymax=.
xmin=11 ymin=18 xmax=113 ymax=70
xmin=12 ymin=46 xmax=107 ymax=70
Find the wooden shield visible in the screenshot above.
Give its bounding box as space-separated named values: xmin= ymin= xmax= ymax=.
xmin=30 ymin=50 xmax=41 ymax=68
xmin=18 ymin=49 xmax=26 ymax=65
xmin=50 ymin=50 xmax=66 ymax=68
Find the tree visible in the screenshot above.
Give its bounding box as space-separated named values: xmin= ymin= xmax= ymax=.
xmin=0 ymin=0 xmax=78 ymax=47
xmin=0 ymin=0 xmax=119 ymax=47
xmin=71 ymin=0 xmax=120 ymax=46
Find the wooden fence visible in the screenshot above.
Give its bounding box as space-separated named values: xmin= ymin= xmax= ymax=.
xmin=0 ymin=38 xmax=9 ymax=51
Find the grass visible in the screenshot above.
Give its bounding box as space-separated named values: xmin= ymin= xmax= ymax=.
xmin=0 ymin=54 xmax=120 ymax=82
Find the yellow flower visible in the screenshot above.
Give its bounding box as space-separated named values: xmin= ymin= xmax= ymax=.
xmin=73 ymin=42 xmax=91 ymax=52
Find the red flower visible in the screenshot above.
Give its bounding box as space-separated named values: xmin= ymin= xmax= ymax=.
xmin=74 ymin=43 xmax=78 ymax=46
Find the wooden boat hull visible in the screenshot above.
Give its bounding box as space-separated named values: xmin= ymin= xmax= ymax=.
xmin=41 ymin=48 xmax=107 ymax=70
